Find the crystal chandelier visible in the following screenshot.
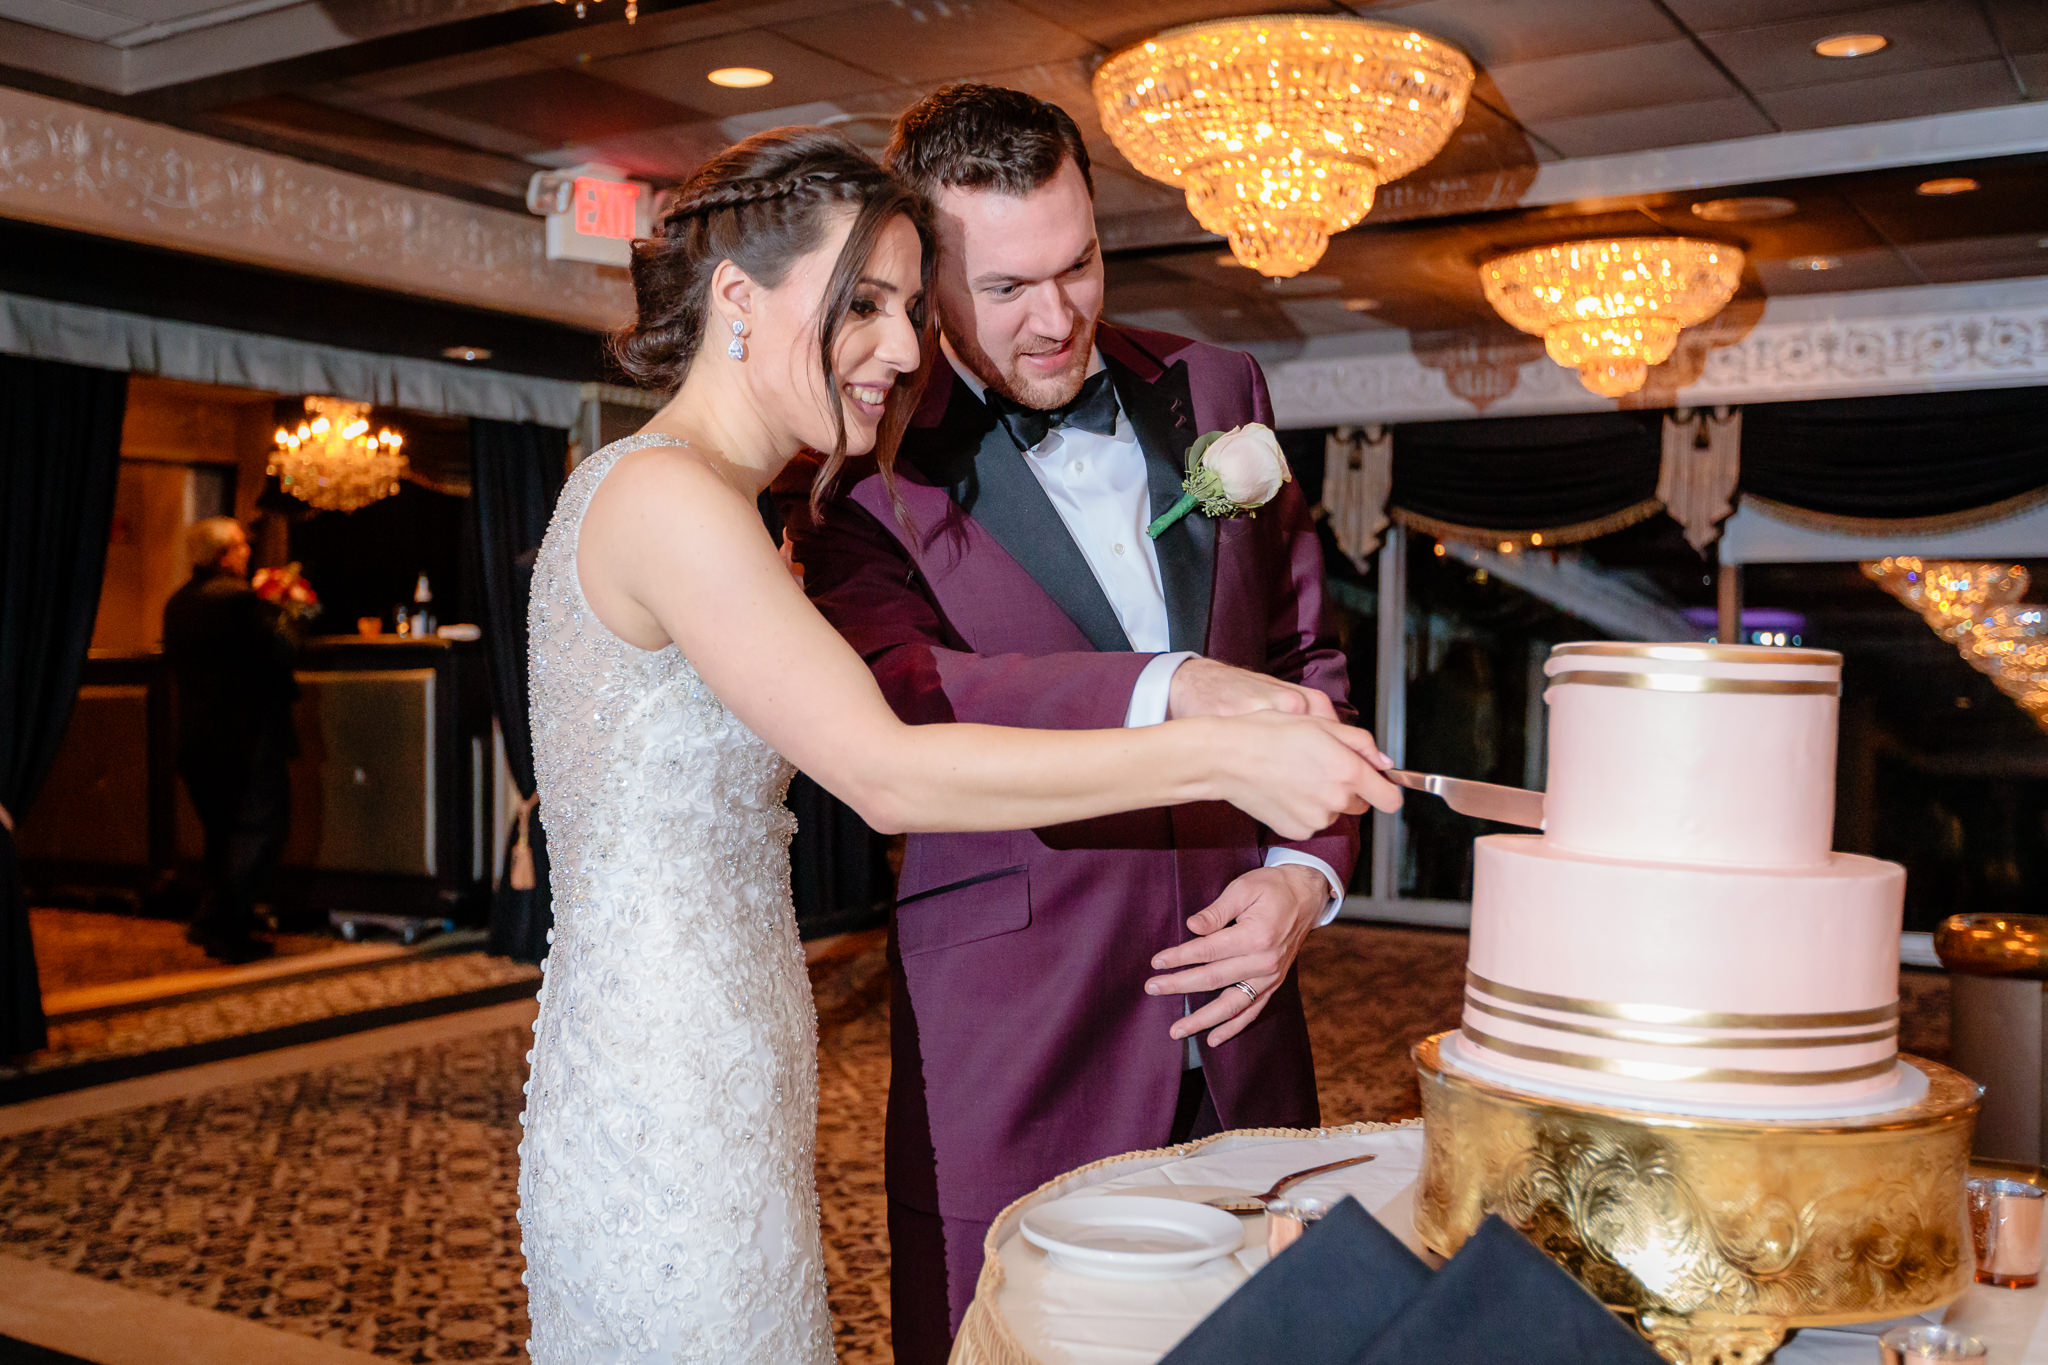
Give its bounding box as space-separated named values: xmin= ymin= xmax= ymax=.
xmin=1864 ymin=557 xmax=2048 ymax=730
xmin=1092 ymin=16 xmax=1472 ymax=278
xmin=270 ymin=397 xmax=407 ymax=513
xmin=1481 ymin=238 xmax=1745 ymax=397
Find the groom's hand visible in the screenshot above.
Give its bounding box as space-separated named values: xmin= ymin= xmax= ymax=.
xmin=1144 ymin=864 xmax=1331 ymax=1046
xmin=1167 ymin=657 xmax=1337 ymax=722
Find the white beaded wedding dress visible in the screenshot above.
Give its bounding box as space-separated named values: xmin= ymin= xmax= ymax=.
xmin=518 ymin=434 xmax=834 ymax=1364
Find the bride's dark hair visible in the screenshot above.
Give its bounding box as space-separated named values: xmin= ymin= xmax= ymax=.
xmin=613 ymin=127 xmax=934 ymax=518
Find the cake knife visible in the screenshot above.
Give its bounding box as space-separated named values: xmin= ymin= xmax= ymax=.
xmin=1384 ymin=769 xmax=1545 ymax=828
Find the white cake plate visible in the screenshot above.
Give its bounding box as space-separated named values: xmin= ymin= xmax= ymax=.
xmin=1437 ymin=1029 xmax=1931 ymax=1122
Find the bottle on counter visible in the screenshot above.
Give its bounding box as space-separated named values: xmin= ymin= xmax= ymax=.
xmin=410 ymin=574 xmax=436 ymax=638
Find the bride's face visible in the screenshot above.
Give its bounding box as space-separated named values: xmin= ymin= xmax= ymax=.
xmin=751 ymin=210 xmax=925 ymax=458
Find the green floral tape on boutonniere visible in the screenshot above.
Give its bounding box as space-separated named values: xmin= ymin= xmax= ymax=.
xmin=1147 ymin=422 xmax=1293 ymax=539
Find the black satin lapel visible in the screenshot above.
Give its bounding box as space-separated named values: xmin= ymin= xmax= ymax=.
xmin=1107 ymin=354 xmax=1216 ymax=654
xmin=939 ymin=397 xmax=1132 ymax=654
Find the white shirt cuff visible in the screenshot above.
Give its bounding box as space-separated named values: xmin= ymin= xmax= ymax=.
xmin=1123 ymin=651 xmax=1198 ymax=728
xmin=1264 ymin=848 xmax=1346 ymax=926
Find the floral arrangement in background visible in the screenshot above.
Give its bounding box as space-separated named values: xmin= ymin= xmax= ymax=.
xmin=254 ymin=563 xmax=322 ymax=625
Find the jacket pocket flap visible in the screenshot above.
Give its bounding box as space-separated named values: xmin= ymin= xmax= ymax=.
xmin=895 ymin=865 xmax=1030 ymax=958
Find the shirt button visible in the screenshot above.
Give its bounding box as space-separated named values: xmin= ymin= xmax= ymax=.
xmin=1072 ymin=461 xmax=1084 ymax=473
xmin=1113 ymin=543 xmax=1126 ymax=556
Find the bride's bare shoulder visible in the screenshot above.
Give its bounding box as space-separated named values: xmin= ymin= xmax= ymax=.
xmin=587 ymin=440 xmax=752 ymax=532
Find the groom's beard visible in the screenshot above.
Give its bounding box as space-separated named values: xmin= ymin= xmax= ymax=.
xmin=945 ymin=312 xmax=1098 ymax=413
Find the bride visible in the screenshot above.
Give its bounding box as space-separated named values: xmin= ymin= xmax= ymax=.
xmin=518 ymin=127 xmax=1401 ymax=1363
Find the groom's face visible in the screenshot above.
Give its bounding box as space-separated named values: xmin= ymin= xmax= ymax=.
xmin=931 ymin=158 xmax=1103 ymax=412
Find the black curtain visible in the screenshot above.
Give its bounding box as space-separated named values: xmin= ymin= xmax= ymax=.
xmin=1391 ymin=410 xmax=1663 ymax=531
xmin=1740 ymin=388 xmax=2048 ymax=518
xmin=0 ymin=356 xmax=127 ymax=1055
xmin=469 ymin=419 xmax=568 ymax=963
xmin=758 ymin=493 xmax=892 ymax=940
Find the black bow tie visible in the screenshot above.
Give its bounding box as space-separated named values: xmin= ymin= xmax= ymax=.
xmin=988 ymin=368 xmax=1121 ymax=451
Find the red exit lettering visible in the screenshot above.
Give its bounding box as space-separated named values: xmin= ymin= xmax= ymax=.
xmin=572 ymin=177 xmax=641 ymax=240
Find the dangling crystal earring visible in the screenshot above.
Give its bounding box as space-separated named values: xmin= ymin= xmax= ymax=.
xmin=727 ymin=318 xmax=748 ymax=362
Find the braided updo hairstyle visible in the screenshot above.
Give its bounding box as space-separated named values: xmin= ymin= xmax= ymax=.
xmin=613 ymin=127 xmax=934 ymax=517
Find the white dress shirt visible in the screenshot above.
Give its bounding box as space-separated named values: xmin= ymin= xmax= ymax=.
xmin=945 ymin=347 xmax=1347 ymax=926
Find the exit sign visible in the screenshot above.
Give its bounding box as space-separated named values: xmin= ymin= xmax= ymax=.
xmin=529 ymin=165 xmax=653 ymax=267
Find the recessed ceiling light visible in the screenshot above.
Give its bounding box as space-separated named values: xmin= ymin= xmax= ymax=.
xmin=1814 ymin=32 xmax=1888 ymax=58
xmin=1342 ymin=297 xmax=1380 ymax=311
xmin=1916 ymin=176 xmax=1980 ymax=196
xmin=442 ymin=345 xmax=492 ymax=362
xmin=708 ymin=67 xmax=774 ymax=88
xmin=1691 ymin=196 xmax=1797 ymax=223
xmin=1788 ymin=256 xmax=1839 ymax=271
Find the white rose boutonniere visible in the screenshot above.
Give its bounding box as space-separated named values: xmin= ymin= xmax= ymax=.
xmin=1146 ymin=422 xmax=1293 ymax=539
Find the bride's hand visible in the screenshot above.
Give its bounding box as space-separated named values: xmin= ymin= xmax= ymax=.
xmin=1199 ymin=712 xmax=1402 ymax=840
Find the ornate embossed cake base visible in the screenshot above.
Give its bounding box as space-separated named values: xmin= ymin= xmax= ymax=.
xmin=1414 ymin=1033 xmax=1980 ymax=1365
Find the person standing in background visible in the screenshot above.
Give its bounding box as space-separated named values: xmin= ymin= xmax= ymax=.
xmin=162 ymin=516 xmax=299 ymax=962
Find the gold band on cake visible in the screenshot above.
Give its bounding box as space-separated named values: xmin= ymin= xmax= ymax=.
xmin=1459 ymin=1023 xmax=1900 ymax=1086
xmin=1550 ymin=641 xmax=1840 ymax=667
xmin=1547 ymin=670 xmax=1841 ymax=697
xmin=1467 ymin=970 xmax=1899 ymax=1030
xmin=1463 ymin=991 xmax=1900 ymax=1049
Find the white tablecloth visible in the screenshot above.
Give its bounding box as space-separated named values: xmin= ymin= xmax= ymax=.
xmin=963 ymin=1124 xmax=2048 ymax=1365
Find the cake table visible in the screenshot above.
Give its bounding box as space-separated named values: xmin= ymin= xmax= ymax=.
xmin=1414 ymin=1034 xmax=1981 ymax=1364
xmin=950 ymin=1117 xmax=2035 ymax=1365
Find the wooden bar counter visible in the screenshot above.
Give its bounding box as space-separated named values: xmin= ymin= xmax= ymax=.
xmin=17 ymin=635 xmax=496 ymax=928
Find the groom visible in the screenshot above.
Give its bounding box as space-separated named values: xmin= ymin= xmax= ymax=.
xmin=789 ymin=85 xmax=1365 ymax=1363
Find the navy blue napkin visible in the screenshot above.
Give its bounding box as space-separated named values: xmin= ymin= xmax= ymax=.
xmin=1158 ymin=1197 xmax=1434 ymax=1365
xmin=1351 ymin=1216 xmax=1665 ymax=1365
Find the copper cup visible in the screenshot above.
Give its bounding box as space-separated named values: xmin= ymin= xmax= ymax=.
xmin=1877 ymin=1325 xmax=1987 ymax=1363
xmin=1968 ymin=1176 xmax=2046 ymax=1288
xmin=1263 ymin=1196 xmax=1330 ymax=1258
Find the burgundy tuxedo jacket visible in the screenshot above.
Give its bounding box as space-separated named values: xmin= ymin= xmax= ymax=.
xmin=790 ymin=323 xmax=1360 ymax=1225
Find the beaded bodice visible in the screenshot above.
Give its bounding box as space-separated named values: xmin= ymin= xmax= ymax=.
xmin=517 ymin=433 xmax=829 ymax=1363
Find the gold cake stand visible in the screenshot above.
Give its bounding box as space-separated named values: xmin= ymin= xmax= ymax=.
xmin=1413 ymin=1033 xmax=1980 ymax=1365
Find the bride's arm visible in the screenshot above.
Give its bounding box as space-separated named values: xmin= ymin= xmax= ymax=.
xmin=579 ymin=447 xmax=1396 ymax=839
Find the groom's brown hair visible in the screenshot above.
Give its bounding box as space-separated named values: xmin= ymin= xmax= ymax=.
xmin=886 ymin=84 xmax=1094 ymax=201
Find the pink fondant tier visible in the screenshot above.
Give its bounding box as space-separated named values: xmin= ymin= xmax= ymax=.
xmin=1462 ymin=834 xmax=1905 ymax=1112
xmin=1543 ymin=643 xmax=1842 ymax=869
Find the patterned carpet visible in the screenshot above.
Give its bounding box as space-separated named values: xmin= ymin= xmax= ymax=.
xmin=0 ymin=924 xmax=1950 ymax=1363
xmin=4 ymin=951 xmax=542 ymax=1089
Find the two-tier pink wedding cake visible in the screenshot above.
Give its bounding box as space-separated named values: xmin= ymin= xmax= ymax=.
xmin=1440 ymin=641 xmax=1921 ymax=1119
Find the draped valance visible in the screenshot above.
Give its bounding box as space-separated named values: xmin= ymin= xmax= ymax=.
xmin=1320 ymin=385 xmax=2048 ymax=564
xmin=1389 ymin=411 xmax=1664 ymax=546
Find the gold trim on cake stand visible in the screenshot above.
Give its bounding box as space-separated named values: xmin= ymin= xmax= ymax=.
xmin=1414 ymin=1033 xmax=1980 ymax=1365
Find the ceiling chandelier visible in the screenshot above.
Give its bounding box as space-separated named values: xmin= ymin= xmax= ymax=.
xmin=1864 ymin=557 xmax=2048 ymax=731
xmin=1481 ymin=238 xmax=1745 ymax=397
xmin=1092 ymin=15 xmax=1472 ymax=278
xmin=270 ymin=397 xmax=407 ymax=513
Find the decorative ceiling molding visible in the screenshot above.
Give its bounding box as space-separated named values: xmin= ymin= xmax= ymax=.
xmin=0 ymin=87 xmax=628 ymax=331
xmin=1103 ymin=104 xmax=2048 ymax=259
xmin=1521 ymin=105 xmax=2048 ymax=210
xmin=1264 ymin=277 xmax=2048 ymax=428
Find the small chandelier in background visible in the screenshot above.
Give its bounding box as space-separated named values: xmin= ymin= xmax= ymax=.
xmin=271 ymin=398 xmax=407 ymax=513
xmin=1093 ymin=16 xmax=1472 ymax=278
xmin=1481 ymin=238 xmax=1745 ymax=397
xmin=1864 ymin=557 xmax=2048 ymax=731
